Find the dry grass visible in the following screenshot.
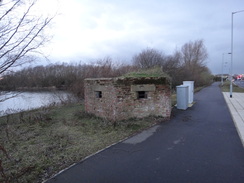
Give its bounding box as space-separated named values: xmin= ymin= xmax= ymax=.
xmin=0 ymin=103 xmax=163 ymax=183
xmin=122 ymin=67 xmax=170 ymax=78
xmin=220 ymin=81 xmax=244 ymax=93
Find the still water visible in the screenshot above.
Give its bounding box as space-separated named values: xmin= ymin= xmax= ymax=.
xmin=0 ymin=91 xmax=74 ymax=116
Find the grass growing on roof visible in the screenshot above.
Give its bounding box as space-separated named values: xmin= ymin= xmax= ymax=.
xmin=122 ymin=67 xmax=170 ymax=78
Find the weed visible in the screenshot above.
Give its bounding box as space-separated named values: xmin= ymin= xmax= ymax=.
xmin=74 ymin=110 xmax=95 ymax=119
xmin=123 ymin=67 xmax=170 ymax=78
xmin=126 ymin=123 xmax=141 ymax=130
xmin=0 ymin=103 xmax=158 ymax=182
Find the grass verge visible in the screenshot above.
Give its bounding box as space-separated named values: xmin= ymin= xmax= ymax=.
xmin=220 ymin=81 xmax=244 ymax=93
xmin=0 ymin=103 xmax=165 ymax=183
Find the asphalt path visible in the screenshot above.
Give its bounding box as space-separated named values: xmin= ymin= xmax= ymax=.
xmin=46 ymin=82 xmax=244 ymax=183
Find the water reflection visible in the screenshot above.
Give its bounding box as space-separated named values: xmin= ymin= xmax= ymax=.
xmin=0 ymin=91 xmax=74 ymax=116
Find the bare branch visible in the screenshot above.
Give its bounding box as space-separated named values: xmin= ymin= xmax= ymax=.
xmin=0 ymin=0 xmax=20 ymax=22
xmin=0 ymin=0 xmax=55 ymax=75
xmin=133 ymin=48 xmax=165 ymax=69
xmin=0 ymin=2 xmax=32 ymax=51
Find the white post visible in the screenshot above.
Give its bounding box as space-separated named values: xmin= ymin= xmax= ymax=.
xmin=230 ymin=12 xmax=234 ymax=98
xmin=230 ymin=10 xmax=244 ymax=98
xmin=221 ymin=53 xmax=224 ymax=85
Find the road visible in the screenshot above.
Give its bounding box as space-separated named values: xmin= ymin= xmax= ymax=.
xmin=234 ymin=80 xmax=244 ymax=88
xmin=46 ymin=82 xmax=244 ymax=183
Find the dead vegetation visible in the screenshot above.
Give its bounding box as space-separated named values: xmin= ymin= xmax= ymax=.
xmin=0 ymin=103 xmax=164 ymax=182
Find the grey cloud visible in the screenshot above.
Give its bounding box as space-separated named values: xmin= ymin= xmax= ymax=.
xmin=49 ymin=0 xmax=244 ymax=74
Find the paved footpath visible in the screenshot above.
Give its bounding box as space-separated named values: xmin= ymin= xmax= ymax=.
xmin=223 ymin=92 xmax=244 ymax=146
xmin=45 ymin=83 xmax=244 ymax=183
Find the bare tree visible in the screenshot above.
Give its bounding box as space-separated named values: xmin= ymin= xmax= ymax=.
xmin=162 ymin=50 xmax=183 ymax=87
xmin=0 ymin=0 xmax=55 ymax=75
xmin=132 ymin=48 xmax=166 ymax=69
xmin=162 ymin=50 xmax=182 ymax=74
xmin=181 ymin=39 xmax=208 ymax=81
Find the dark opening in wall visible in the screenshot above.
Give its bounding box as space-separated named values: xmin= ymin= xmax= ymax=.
xmin=137 ymin=91 xmax=147 ymax=99
xmin=95 ymin=91 xmax=102 ymax=98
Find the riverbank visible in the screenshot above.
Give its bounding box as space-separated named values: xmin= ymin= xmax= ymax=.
xmin=0 ymin=102 xmax=165 ymax=182
xmin=16 ymin=86 xmax=68 ymax=91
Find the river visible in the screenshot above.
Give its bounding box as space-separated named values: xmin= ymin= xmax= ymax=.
xmin=0 ymin=91 xmax=76 ymax=116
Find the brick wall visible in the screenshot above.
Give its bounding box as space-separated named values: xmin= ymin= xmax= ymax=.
xmin=84 ymin=77 xmax=171 ymax=121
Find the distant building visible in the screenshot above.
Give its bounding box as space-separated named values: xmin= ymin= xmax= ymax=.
xmin=84 ymin=77 xmax=171 ymax=121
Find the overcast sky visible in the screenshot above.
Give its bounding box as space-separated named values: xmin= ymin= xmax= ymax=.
xmin=40 ymin=0 xmax=244 ymax=74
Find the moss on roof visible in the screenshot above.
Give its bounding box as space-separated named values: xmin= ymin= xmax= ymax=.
xmin=122 ymin=67 xmax=170 ymax=78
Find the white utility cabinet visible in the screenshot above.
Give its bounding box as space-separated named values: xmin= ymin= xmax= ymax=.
xmin=176 ymin=85 xmax=189 ymax=110
xmin=183 ymin=81 xmax=194 ymax=104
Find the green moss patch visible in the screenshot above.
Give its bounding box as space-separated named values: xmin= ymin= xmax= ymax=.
xmin=122 ymin=67 xmax=170 ymax=78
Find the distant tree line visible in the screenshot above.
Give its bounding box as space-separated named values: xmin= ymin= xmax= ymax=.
xmin=133 ymin=39 xmax=212 ymax=87
xmin=0 ymin=40 xmax=213 ymax=98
